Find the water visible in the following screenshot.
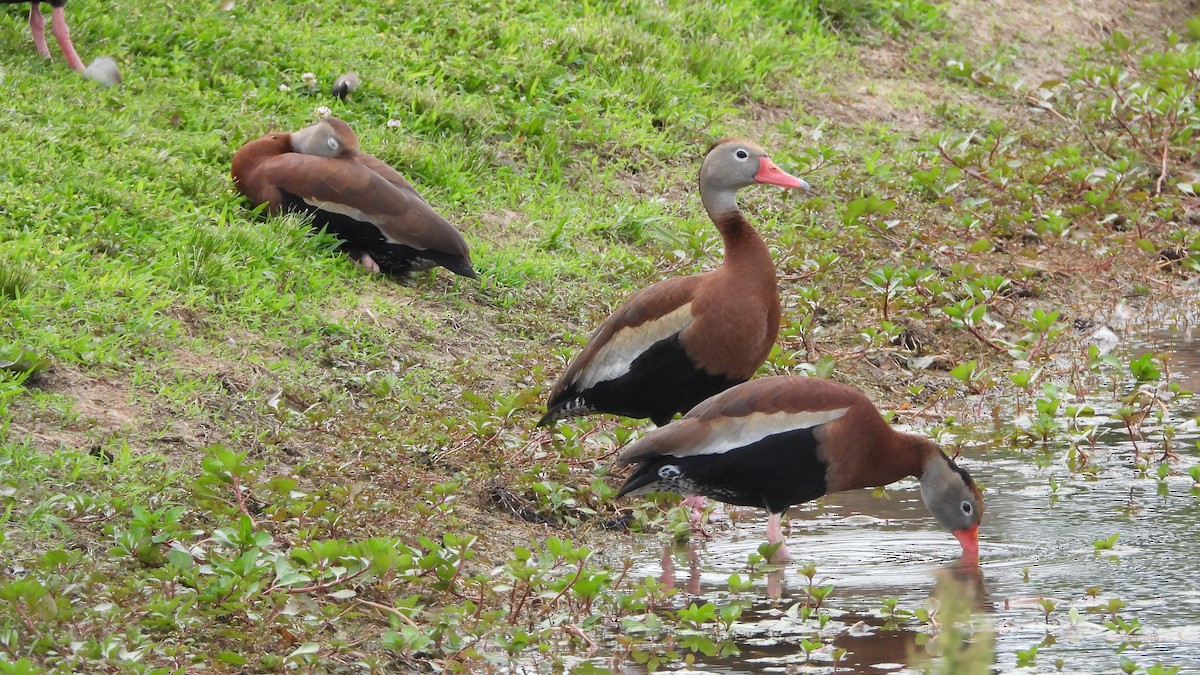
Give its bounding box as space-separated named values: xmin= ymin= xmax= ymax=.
xmin=612 ymin=329 xmax=1200 ymax=674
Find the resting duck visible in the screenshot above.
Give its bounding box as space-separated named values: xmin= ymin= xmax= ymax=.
xmin=615 ymin=376 xmax=984 ymax=563
xmin=539 ymin=139 xmax=807 ymax=427
xmin=231 ymin=117 xmax=476 ymax=279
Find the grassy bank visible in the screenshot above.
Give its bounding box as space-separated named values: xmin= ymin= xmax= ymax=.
xmin=2 ymin=0 xmax=1200 ymax=671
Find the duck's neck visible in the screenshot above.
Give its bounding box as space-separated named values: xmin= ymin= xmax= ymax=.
xmin=912 ymin=436 xmax=957 ymax=489
xmin=704 ymin=189 xmax=774 ymax=272
xmin=702 ymin=186 xmax=739 ymax=223
xmin=232 ymin=135 xmax=290 ymax=182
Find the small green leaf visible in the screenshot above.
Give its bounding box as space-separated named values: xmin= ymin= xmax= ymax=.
xmin=286 ymin=642 xmax=321 ymax=659
xmin=727 ymin=573 xmax=753 ymax=593
xmin=813 ymin=355 xmax=836 ymax=378
xmin=949 ymin=360 xmax=978 ymax=384
xmin=968 ymin=238 xmax=993 ymax=254
xmin=0 ymin=345 xmax=49 ymax=375
xmin=217 ymin=652 xmax=248 ymax=666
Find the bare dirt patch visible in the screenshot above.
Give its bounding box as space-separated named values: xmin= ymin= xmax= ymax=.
xmin=802 ymin=39 xmax=966 ymax=137
xmin=947 ymin=0 xmax=1200 ymax=87
xmin=17 ymin=368 xmax=143 ymax=452
xmin=804 ymin=0 xmax=1199 ymax=138
xmin=19 ymin=358 xmax=232 ymax=460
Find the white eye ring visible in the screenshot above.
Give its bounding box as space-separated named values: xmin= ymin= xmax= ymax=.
xmin=961 ymin=501 xmax=973 ymax=515
xmin=734 ymin=149 xmax=749 ymax=160
xmin=327 ymin=138 xmax=339 ymax=151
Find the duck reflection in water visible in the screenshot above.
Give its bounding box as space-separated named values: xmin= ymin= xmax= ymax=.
xmin=936 ymin=556 xmax=989 ymax=611
xmin=657 ymin=541 xmax=790 ymax=600
xmin=659 ymin=542 xmax=703 ymax=597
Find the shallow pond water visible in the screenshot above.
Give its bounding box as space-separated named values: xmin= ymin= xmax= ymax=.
xmin=612 ymin=329 xmax=1200 ymax=674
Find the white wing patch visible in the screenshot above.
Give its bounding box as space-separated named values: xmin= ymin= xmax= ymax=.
xmin=574 ymin=303 xmax=693 ymax=390
xmin=671 ymin=407 xmax=850 ymax=458
xmin=301 ymin=197 xmax=426 ymax=250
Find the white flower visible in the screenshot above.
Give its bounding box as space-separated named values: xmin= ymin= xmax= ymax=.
xmin=278 ymin=83 xmax=291 ymax=92
xmin=387 ymin=119 xmax=403 ymax=129
xmin=315 ymin=106 xmax=332 ymax=118
xmin=301 ymin=72 xmax=317 ymax=86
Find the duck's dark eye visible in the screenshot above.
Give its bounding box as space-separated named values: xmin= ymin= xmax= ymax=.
xmin=735 ymin=149 xmax=749 ymax=160
xmin=961 ymin=501 xmax=973 ymax=515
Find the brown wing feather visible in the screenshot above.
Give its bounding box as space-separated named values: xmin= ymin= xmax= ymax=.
xmin=549 ymin=274 xmax=706 ymax=400
xmin=352 ymin=152 xmax=421 ymax=195
xmin=615 ymin=376 xmax=873 ymax=465
xmin=251 ymin=153 xmax=470 ymax=256
xmin=692 ymin=376 xmax=868 ymax=421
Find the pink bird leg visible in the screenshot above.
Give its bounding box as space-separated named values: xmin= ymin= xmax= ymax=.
xmin=680 ymin=495 xmax=710 ymax=539
xmin=28 ymin=3 xmax=50 ymax=58
xmin=356 ymin=253 xmax=381 ymax=274
xmin=765 ymin=512 xmax=791 ymax=562
xmin=26 ymin=3 xmax=84 ymax=71
xmin=49 ymin=4 xmax=85 ymax=71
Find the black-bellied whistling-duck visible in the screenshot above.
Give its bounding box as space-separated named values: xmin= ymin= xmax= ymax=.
xmin=5 ymin=1 xmax=119 ymax=84
xmin=231 ymin=117 xmax=477 ymax=279
xmin=538 ymin=139 xmax=807 ymax=427
xmin=615 ymin=376 xmax=984 ymax=563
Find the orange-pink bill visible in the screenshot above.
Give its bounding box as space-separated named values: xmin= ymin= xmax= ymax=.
xmin=954 ymin=523 xmax=980 ymax=563
xmin=754 ymin=157 xmax=810 ymax=189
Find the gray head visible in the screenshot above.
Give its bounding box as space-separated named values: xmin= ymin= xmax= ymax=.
xmin=699 ymin=139 xmax=809 ymax=216
xmin=919 ymin=452 xmax=984 ymax=558
xmin=289 ymin=117 xmax=360 ymax=158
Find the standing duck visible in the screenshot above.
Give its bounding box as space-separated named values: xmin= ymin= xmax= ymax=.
xmin=5 ymin=1 xmax=120 ymax=84
xmin=538 ymin=139 xmax=807 ymax=427
xmin=615 ymin=376 xmax=984 ymax=563
xmin=7 ymin=1 xmax=82 ymax=70
xmin=231 ymin=117 xmax=477 ymax=279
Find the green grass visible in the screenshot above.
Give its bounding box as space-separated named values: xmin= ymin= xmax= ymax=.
xmin=3 ymin=0 xmax=1200 ymax=671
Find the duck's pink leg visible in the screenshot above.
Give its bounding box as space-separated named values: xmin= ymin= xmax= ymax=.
xmin=29 ymin=4 xmax=51 ymax=58
xmin=765 ymin=512 xmax=791 ymax=562
xmin=356 ymin=253 xmax=381 ymax=274
xmin=680 ymin=495 xmax=708 ymax=536
xmin=49 ymin=5 xmax=85 ymax=71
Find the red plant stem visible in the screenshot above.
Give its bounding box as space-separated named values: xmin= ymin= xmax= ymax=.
xmin=610 ymin=560 xmax=633 ymax=593
xmin=230 ymin=473 xmax=256 ymax=527
xmin=1123 ymin=417 xmax=1142 ymax=459
xmin=967 ymin=326 xmax=1009 ymax=354
xmin=937 ymin=144 xmax=995 ymax=186
xmin=546 ymin=561 xmax=586 ymax=611
xmin=14 ymin=603 xmax=39 ymax=636
xmin=987 ymin=132 xmax=1003 ymax=167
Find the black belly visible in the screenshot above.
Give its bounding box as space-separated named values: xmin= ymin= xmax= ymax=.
xmin=553 ymin=334 xmax=744 ymax=426
xmin=281 ymin=193 xmax=471 ymax=277
xmin=617 ymin=427 xmax=828 ymax=514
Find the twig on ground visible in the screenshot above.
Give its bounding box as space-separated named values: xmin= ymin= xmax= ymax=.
xmin=936 ymin=143 xmax=996 ymax=186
